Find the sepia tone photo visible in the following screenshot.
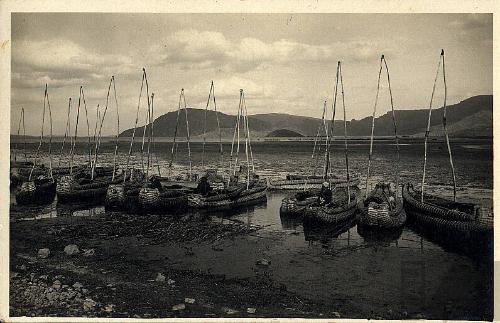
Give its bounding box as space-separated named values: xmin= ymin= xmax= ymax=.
xmin=7 ymin=12 xmax=493 ymax=320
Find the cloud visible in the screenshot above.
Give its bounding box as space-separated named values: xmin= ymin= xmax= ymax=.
xmin=12 ymin=39 xmax=137 ymax=89
xmin=154 ymin=29 xmax=390 ymax=73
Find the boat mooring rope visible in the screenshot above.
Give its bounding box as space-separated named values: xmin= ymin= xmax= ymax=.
xmin=92 ymin=76 xmax=118 ymax=180
xmin=125 ymin=69 xmax=147 ymax=183
xmin=382 ymin=55 xmax=400 ymax=198
xmin=421 ymin=49 xmax=456 ymax=202
xmin=212 ymin=82 xmax=225 ymax=176
xmin=58 ymin=99 xmax=72 ymax=167
xmin=325 ymin=63 xmax=340 ymax=180
xmin=80 ymin=87 xmax=92 ymax=168
xmin=30 ymin=84 xmax=53 ymax=181
xmin=140 ymin=72 xmax=151 ymax=175
xmin=169 ymin=89 xmax=183 ymax=172
xmin=339 ymin=62 xmax=351 ymax=204
xmin=14 ymin=107 xmax=26 ymax=163
xmin=365 ymin=55 xmax=399 ymax=199
xmin=242 ymin=95 xmax=255 ymax=173
xmin=146 ymin=93 xmax=153 ymax=178
xmin=69 ymin=87 xmax=82 ymax=175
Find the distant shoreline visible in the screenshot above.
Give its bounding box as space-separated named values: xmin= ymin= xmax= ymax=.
xmin=9 ymin=135 xmax=493 ymax=144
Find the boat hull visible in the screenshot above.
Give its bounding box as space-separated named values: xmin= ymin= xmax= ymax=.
xmin=15 ymin=180 xmax=57 ymax=205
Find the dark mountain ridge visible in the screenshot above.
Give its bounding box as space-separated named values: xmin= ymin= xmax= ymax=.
xmin=119 ymin=95 xmax=492 ymax=138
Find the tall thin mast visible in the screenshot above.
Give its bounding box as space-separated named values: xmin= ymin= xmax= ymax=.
xmin=169 ymin=89 xmax=183 ymax=171
xmin=14 ymin=108 xmax=25 ymax=163
xmin=145 ymin=93 xmax=153 ymax=178
xmin=228 ymin=92 xmax=242 ymax=183
xmin=365 ymin=56 xmax=384 ymax=198
xmin=212 ymin=83 xmax=224 ymax=170
xmin=241 ymin=91 xmax=250 ymax=188
xmin=182 ymin=91 xmax=193 ymax=178
xmin=29 ymin=85 xmax=47 ymax=180
xmin=21 ymin=107 xmax=27 ymax=162
xmin=92 ymin=76 xmax=117 ymax=180
xmin=81 ymin=87 xmax=92 ymax=168
xmin=325 ymin=62 xmax=340 ymax=180
xmin=140 ymin=73 xmax=151 ymax=174
xmin=201 ymin=81 xmax=213 ymax=168
xmin=339 ymin=62 xmax=351 ymax=204
xmin=381 ymin=55 xmax=400 ymax=197
xmin=69 ymin=87 xmax=81 ymax=175
xmin=59 ymin=98 xmax=72 ymax=167
xmin=312 ymin=101 xmax=327 ymax=176
xmin=125 ymin=69 xmax=147 ymax=182
xmin=422 ymin=50 xmax=456 ymax=202
xmin=111 ymin=76 xmax=120 ymax=181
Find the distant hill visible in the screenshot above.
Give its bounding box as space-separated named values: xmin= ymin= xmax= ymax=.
xmin=266 ymin=129 xmax=304 ymax=137
xmin=119 ymin=95 xmax=492 ymax=138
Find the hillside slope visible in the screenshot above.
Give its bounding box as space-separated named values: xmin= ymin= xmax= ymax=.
xmin=119 ymin=95 xmax=492 ymax=138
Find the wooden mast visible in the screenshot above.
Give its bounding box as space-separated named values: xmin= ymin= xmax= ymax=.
xmin=421 ymin=49 xmax=456 ymax=202
xmin=365 ymin=56 xmax=384 ymax=199
xmin=125 ymin=69 xmax=147 ymax=183
xmin=339 ymin=61 xmax=351 ymax=204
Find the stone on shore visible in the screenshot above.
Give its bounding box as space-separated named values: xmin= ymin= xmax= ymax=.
xmin=64 ymin=244 xmax=80 ymax=256
xmin=37 ymin=248 xmax=50 ymax=259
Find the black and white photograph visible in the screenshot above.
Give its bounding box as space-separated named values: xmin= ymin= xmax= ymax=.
xmin=3 ymin=5 xmax=495 ymax=321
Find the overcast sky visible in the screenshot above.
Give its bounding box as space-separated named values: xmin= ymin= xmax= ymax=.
xmin=11 ymin=13 xmax=492 ymax=136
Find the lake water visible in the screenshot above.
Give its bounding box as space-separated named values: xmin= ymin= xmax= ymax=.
xmin=9 ymin=139 xmax=493 ymax=319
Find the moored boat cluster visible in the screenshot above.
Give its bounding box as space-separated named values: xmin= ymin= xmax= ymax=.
xmin=10 ymin=51 xmax=492 ymax=254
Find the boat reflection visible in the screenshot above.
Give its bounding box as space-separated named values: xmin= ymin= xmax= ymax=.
xmin=356 ymin=222 xmax=403 ymax=245
xmin=302 ymin=217 xmax=356 ymax=244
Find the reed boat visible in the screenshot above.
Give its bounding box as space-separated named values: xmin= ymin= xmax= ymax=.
xmin=304 ymin=186 xmax=360 ymax=224
xmin=57 ymin=170 xmax=126 ymax=204
xmin=282 ymin=61 xmax=358 ymax=222
xmin=403 ymin=184 xmax=491 ymax=235
xmin=357 ymin=55 xmax=406 ymax=231
xmin=280 ymin=188 xmax=320 ymax=216
xmin=105 ymin=169 xmax=146 ymax=211
xmin=268 ymin=173 xmax=360 ymax=191
xmin=402 ymin=50 xmax=492 ymax=251
xmin=189 ymin=88 xmax=267 ymax=210
xmin=358 ymin=182 xmax=406 ymax=229
xmin=137 ymin=184 xmax=188 ymax=214
xmin=15 ymin=176 xmax=56 ymax=206
xmin=62 ymin=77 xmax=123 ymax=206
xmin=188 ymin=180 xmax=267 ymax=209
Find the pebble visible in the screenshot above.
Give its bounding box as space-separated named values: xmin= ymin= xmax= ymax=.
xmin=52 ymin=280 xmax=62 ymax=290
xmin=172 ymin=303 xmax=186 ymax=311
xmin=222 ymin=307 xmax=239 ymax=315
xmin=155 ymin=273 xmax=166 ymax=282
xmin=332 ymin=311 xmax=341 ymax=318
xmin=83 ymin=298 xmax=97 ymax=311
xmin=103 ymin=304 xmax=115 ymax=312
xmin=38 ymin=248 xmax=50 ymax=259
xmin=247 ymin=307 xmax=256 ymax=314
xmin=184 ymin=298 xmax=195 ymax=304
xmin=167 ymin=279 xmax=176 ymax=285
xmin=73 ymin=282 xmax=83 ymax=290
xmin=64 ymin=244 xmax=80 ymax=256
xmin=82 ymin=249 xmax=96 ymax=257
xmin=256 ymin=258 xmax=271 ymax=266
xmin=39 ymin=275 xmax=48 ymax=281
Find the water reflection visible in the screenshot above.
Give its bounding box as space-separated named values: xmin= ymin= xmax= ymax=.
xmin=302 ymin=217 xmax=356 ymax=245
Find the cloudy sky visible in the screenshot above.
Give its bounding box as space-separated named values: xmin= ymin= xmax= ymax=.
xmin=11 ymin=13 xmax=492 ymax=136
